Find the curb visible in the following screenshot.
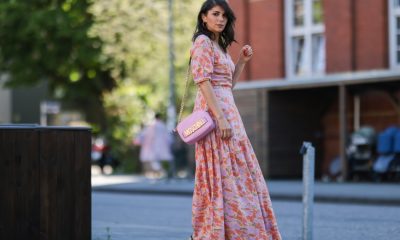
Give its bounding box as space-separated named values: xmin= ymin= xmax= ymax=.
xmin=92 ymin=187 xmax=400 ymax=206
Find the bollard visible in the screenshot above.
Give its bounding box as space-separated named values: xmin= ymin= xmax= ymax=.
xmin=299 ymin=142 xmax=315 ymax=240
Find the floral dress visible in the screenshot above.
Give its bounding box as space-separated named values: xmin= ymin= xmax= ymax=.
xmin=190 ymin=34 xmax=282 ymax=240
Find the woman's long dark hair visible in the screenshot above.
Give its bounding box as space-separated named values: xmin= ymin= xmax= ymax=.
xmin=192 ymin=0 xmax=236 ymax=52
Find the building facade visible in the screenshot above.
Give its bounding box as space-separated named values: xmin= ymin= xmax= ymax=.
xmin=0 ymin=75 xmax=48 ymax=125
xmin=228 ymin=0 xmax=400 ymax=179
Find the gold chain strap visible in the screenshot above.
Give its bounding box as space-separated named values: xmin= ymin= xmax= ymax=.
xmin=177 ymin=40 xmax=216 ymax=125
xmin=177 ymin=65 xmax=192 ymax=124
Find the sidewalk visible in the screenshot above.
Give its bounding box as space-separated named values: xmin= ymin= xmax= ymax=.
xmin=91 ymin=174 xmax=400 ymax=206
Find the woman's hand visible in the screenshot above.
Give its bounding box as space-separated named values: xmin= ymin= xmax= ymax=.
xmin=197 ymin=81 xmax=232 ymax=139
xmin=217 ymin=116 xmax=232 ymax=139
xmin=238 ymin=45 xmax=253 ymax=64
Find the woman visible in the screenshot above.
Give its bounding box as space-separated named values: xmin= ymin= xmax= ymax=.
xmin=138 ymin=113 xmax=173 ymax=178
xmin=189 ymin=0 xmax=282 ymax=239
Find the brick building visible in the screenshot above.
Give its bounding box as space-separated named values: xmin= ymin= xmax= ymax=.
xmin=227 ymin=0 xmax=400 ymax=179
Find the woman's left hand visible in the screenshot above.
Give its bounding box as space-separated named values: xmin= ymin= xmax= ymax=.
xmin=238 ymin=45 xmax=253 ymax=63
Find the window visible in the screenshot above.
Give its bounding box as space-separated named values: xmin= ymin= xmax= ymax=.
xmin=285 ymin=0 xmax=325 ymax=78
xmin=294 ymin=0 xmax=304 ymax=26
xmin=389 ymin=0 xmax=400 ymax=68
xmin=312 ymin=34 xmax=325 ymax=73
xmin=312 ymin=0 xmax=323 ymax=24
xmin=293 ymin=37 xmax=306 ymax=75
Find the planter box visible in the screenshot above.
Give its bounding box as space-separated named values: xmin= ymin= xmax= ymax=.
xmin=0 ymin=125 xmax=91 ymax=240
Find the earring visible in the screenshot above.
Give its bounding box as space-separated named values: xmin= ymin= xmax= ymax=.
xmin=202 ymin=22 xmax=207 ymax=28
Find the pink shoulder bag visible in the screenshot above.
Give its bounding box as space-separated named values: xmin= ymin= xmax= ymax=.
xmin=175 ymin=61 xmax=215 ymax=145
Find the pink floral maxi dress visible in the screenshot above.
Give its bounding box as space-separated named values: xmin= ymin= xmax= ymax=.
xmin=190 ymin=34 xmax=282 ymax=240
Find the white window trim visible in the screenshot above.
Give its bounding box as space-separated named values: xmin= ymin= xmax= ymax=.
xmin=389 ymin=0 xmax=400 ymax=69
xmin=285 ymin=0 xmax=325 ymax=80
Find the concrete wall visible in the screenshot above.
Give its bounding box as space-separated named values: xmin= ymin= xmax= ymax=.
xmin=0 ymin=74 xmax=47 ymax=124
xmin=0 ymin=75 xmax=11 ymax=123
xmin=12 ymin=82 xmax=48 ymax=124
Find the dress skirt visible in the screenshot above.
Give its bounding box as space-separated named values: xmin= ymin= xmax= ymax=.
xmin=191 ymin=86 xmax=282 ymax=240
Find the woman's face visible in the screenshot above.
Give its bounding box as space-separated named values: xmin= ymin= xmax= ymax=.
xmin=202 ymin=5 xmax=227 ymax=35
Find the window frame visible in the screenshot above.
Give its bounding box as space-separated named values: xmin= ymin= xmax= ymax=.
xmin=285 ymin=0 xmax=325 ymax=79
xmin=389 ymin=0 xmax=400 ymax=69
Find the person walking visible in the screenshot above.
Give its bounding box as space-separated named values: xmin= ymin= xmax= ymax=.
xmin=188 ymin=1 xmax=281 ymax=239
xmin=138 ymin=113 xmax=173 ymax=178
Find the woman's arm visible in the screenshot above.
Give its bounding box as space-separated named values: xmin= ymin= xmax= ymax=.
xmin=232 ymin=60 xmax=245 ymax=88
xmin=232 ymin=45 xmax=253 ymax=89
xmin=197 ymin=80 xmax=232 ymax=139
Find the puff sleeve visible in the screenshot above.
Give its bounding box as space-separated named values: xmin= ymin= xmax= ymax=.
xmin=190 ymin=35 xmax=214 ymax=84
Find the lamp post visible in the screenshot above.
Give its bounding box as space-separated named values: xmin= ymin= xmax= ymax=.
xmin=167 ymin=0 xmax=176 ymax=178
xmin=167 ymin=0 xmax=176 ymax=131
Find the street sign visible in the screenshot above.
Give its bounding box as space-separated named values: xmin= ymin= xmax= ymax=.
xmin=40 ymin=101 xmax=60 ymax=114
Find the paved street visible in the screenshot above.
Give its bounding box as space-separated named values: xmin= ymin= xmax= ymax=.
xmin=92 ymin=192 xmax=400 ymax=240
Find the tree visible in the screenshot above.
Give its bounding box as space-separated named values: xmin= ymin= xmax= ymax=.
xmin=89 ymin=0 xmax=202 ymax=109
xmin=0 ymin=0 xmax=203 ymax=171
xmin=88 ymin=0 xmax=202 ymax=171
xmin=0 ymin=0 xmax=115 ymax=128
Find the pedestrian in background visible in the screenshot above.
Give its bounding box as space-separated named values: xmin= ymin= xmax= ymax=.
xmin=137 ymin=113 xmax=173 ymax=178
xmin=188 ymin=1 xmax=281 ymax=239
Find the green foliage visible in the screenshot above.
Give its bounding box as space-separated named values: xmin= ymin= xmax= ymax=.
xmin=0 ymin=0 xmax=203 ymax=172
xmin=89 ymin=0 xmax=202 ymax=171
xmin=89 ymin=0 xmax=201 ymax=110
xmin=0 ymin=0 xmax=115 ymax=127
xmin=101 ymin=81 xmax=150 ymax=173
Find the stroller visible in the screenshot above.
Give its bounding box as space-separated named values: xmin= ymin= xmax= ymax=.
xmin=372 ymin=126 xmax=400 ymax=182
xmin=346 ymin=126 xmax=376 ymax=180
